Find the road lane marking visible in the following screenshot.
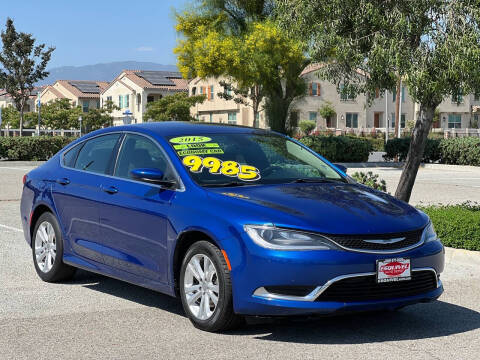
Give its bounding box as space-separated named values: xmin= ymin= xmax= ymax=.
xmin=0 ymin=224 xmax=23 ymax=232
xmin=0 ymin=167 xmax=33 ymax=171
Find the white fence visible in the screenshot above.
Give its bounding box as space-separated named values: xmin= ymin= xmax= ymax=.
xmin=0 ymin=128 xmax=80 ymax=137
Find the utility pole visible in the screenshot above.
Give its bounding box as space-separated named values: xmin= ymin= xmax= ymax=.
xmin=385 ymin=90 xmax=389 ymax=143
xmin=37 ymin=93 xmax=41 ymax=136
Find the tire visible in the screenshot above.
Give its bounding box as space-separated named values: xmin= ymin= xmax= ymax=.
xmin=32 ymin=212 xmax=76 ymax=282
xmin=179 ymin=241 xmax=244 ymax=332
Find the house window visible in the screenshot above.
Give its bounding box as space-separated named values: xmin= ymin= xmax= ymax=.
xmin=106 ymin=96 xmax=112 ymax=102
xmin=448 ymin=114 xmax=462 ymax=128
xmin=375 ymin=88 xmax=380 ymax=98
xmin=346 ymin=113 xmax=358 ymax=128
xmin=451 ymin=92 xmax=463 ymax=104
xmin=228 ymin=112 xmax=237 ymax=124
xmin=208 ymin=85 xmax=214 ymax=100
xmin=125 ymin=94 xmax=129 ymax=108
xmin=147 ymin=95 xmax=154 ymax=103
xmin=340 ymin=84 xmax=355 ymax=101
xmin=118 ymin=95 xmax=123 ymax=108
xmin=137 ymin=94 xmax=141 ymax=112
xmin=96 ymin=100 xmax=100 ymax=109
xmin=310 ymin=82 xmax=320 ymax=96
xmin=392 ymin=86 xmax=406 ymax=103
xmin=391 ymin=113 xmax=406 ymax=128
xmin=191 ymin=87 xmax=197 ymax=96
xmin=309 ymin=111 xmax=317 ymax=122
xmin=475 ymin=94 xmax=480 ymax=101
xmin=82 ymin=100 xmax=89 ymax=113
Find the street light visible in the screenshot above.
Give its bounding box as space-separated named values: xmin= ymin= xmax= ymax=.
xmin=78 ymin=116 xmax=82 ymax=137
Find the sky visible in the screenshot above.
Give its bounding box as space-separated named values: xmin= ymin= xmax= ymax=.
xmin=0 ymin=0 xmax=191 ymax=68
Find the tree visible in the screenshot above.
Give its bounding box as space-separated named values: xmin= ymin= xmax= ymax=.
xmin=41 ymin=99 xmax=82 ymax=130
xmin=144 ymin=92 xmax=206 ymax=122
xmin=299 ymin=120 xmax=316 ymax=135
xmin=0 ymin=106 xmax=36 ymax=129
xmin=319 ymin=101 xmax=336 ymax=128
xmin=0 ymin=18 xmax=54 ymax=135
xmin=174 ymin=0 xmax=306 ymax=133
xmin=278 ymin=0 xmax=480 ymax=202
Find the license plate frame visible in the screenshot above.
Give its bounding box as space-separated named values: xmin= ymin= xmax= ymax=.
xmin=376 ymin=257 xmax=411 ymax=283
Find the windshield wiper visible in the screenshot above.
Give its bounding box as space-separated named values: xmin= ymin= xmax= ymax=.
xmin=203 ymin=181 xmax=251 ymax=188
xmin=289 ymin=178 xmax=345 ymax=184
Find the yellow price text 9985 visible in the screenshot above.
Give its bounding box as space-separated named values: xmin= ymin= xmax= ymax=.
xmin=182 ymin=155 xmax=261 ymax=181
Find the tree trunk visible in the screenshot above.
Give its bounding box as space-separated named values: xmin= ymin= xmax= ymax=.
xmin=395 ymin=105 xmax=435 ymax=202
xmin=394 ymin=78 xmax=401 ymax=138
xmin=19 ymin=108 xmax=24 ymax=137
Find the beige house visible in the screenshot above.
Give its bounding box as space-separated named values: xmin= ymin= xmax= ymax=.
xmin=0 ymin=87 xmax=44 ymax=112
xmin=101 ymin=70 xmax=188 ymax=125
xmin=433 ymin=93 xmax=480 ymax=129
xmin=189 ymin=77 xmax=267 ymax=128
xmin=294 ymin=64 xmax=417 ymax=131
xmin=40 ymin=80 xmax=109 ymax=112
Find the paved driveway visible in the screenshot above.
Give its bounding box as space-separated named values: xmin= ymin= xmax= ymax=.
xmin=1 ymin=163 xmax=479 ymax=360
xmin=347 ymin=165 xmax=480 ymax=205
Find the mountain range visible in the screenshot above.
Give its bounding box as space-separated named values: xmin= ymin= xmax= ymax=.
xmin=36 ymin=61 xmax=178 ymax=86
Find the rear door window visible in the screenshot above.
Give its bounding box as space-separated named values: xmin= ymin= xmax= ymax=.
xmin=74 ymin=134 xmax=121 ymax=174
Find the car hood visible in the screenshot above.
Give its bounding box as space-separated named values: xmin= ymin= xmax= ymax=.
xmin=206 ymin=182 xmax=428 ymax=235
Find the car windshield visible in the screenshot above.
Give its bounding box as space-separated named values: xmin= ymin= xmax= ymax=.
xmin=167 ymin=133 xmax=345 ymax=186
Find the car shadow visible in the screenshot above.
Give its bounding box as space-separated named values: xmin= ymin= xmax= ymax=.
xmin=67 ymin=269 xmax=184 ymax=316
xmin=65 ymin=270 xmax=480 ymax=343
xmin=231 ymin=301 xmax=480 ymax=344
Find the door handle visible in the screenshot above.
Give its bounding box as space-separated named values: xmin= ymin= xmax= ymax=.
xmin=101 ymin=185 xmax=118 ymax=194
xmin=56 ymin=178 xmax=70 ymax=186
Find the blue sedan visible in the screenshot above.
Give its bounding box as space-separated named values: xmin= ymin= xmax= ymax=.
xmin=20 ymin=122 xmax=444 ymax=332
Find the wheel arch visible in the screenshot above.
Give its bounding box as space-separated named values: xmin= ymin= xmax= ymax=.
xmin=172 ymin=230 xmax=220 ymax=296
xmin=29 ymin=203 xmax=55 ymax=246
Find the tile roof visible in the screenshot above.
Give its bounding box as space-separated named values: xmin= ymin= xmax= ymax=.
xmin=57 ymin=80 xmax=109 ymax=98
xmin=300 ymin=63 xmax=368 ymax=77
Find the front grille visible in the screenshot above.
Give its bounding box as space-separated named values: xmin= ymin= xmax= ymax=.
xmin=316 ymin=270 xmax=437 ymax=302
xmin=327 ymin=228 xmax=424 ymax=251
xmin=264 ymin=286 xmax=316 ymax=297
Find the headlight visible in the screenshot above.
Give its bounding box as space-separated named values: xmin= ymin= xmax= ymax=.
xmin=244 ymin=225 xmax=338 ymax=250
xmin=422 ymin=222 xmax=438 ymax=243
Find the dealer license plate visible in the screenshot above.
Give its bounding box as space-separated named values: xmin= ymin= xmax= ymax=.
xmin=376 ymin=258 xmax=411 ymax=283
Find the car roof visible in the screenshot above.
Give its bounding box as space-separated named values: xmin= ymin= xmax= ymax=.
xmin=99 ymin=121 xmax=273 ymax=138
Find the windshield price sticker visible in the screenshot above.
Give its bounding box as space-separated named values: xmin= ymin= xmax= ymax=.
xmin=169 ymin=136 xmax=212 ymax=144
xmin=376 ymin=258 xmax=411 ymax=283
xmin=182 ymin=155 xmax=261 ymax=181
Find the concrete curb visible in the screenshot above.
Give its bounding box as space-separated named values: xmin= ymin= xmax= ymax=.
xmin=445 ymin=247 xmax=480 ymax=267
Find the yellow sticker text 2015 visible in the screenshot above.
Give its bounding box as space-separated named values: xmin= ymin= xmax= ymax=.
xmin=182 ymin=155 xmax=261 ymax=181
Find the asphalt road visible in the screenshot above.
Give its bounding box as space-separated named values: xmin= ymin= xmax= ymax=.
xmin=1 ymin=163 xmax=479 ymax=360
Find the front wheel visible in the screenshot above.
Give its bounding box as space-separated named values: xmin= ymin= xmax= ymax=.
xmin=179 ymin=241 xmax=243 ymax=332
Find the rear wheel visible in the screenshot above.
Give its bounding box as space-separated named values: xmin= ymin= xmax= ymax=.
xmin=32 ymin=212 xmax=76 ymax=282
xmin=179 ymin=241 xmax=243 ymax=332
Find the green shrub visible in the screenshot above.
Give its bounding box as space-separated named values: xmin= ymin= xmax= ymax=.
xmin=369 ymin=137 xmax=385 ymax=152
xmin=299 ymin=135 xmax=373 ymax=162
xmin=384 ymin=137 xmax=441 ymax=162
xmin=439 ymin=137 xmax=480 ymax=166
xmin=418 ymin=202 xmax=480 ymax=251
xmin=298 ymin=120 xmax=316 ymax=135
xmin=0 ymin=136 xmax=74 ymax=161
xmin=351 ymin=171 xmax=387 ymax=192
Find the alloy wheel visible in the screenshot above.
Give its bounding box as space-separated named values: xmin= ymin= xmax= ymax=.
xmin=34 ymin=221 xmax=56 ymax=273
xmin=183 ymin=254 xmax=220 ymax=320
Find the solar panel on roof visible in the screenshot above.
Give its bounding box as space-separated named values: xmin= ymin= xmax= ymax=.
xmin=69 ymin=81 xmax=100 ymax=94
xmin=137 ymin=71 xmax=182 ymax=86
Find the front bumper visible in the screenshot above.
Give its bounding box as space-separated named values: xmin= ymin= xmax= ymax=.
xmin=231 ymin=239 xmax=445 ymax=316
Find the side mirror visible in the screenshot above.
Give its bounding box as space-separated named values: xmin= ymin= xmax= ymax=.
xmin=333 ymin=163 xmax=347 ymax=173
xmin=130 ymin=168 xmax=177 ymax=188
